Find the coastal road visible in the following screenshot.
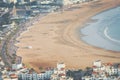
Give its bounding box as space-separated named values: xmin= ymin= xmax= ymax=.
xmin=0 ymin=40 xmax=12 ymax=67
xmin=0 ymin=12 xmax=47 ymax=67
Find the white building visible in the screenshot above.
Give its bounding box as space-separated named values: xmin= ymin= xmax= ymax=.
xmin=56 ymin=62 xmax=66 ymax=75
xmin=12 ymin=56 xmax=23 ymax=70
xmin=3 ymin=0 xmax=17 ymax=3
xmin=0 ymin=59 xmax=5 ymax=66
xmin=55 ymin=0 xmax=72 ymax=6
xmin=57 ymin=62 xmax=65 ymax=70
xmin=70 ymin=0 xmax=84 ymax=4
xmin=51 ymin=63 xmax=73 ymax=80
xmin=18 ymin=69 xmax=54 ymax=80
xmin=93 ymin=60 xmax=102 ymax=67
xmin=82 ymin=76 xmax=94 ymax=80
xmin=55 ymin=0 xmax=96 ymax=6
xmin=40 ymin=0 xmax=53 ymax=4
xmin=82 ymin=61 xmax=120 ymax=80
xmin=12 ymin=64 xmax=23 ymax=70
xmin=105 ymin=64 xmax=118 ymax=76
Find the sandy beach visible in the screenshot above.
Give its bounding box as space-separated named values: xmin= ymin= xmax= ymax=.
xmin=16 ymin=0 xmax=120 ymax=71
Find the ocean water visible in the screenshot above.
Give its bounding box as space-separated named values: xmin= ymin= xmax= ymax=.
xmin=107 ymin=20 xmax=120 ymax=42
xmin=81 ymin=7 xmax=120 ymax=51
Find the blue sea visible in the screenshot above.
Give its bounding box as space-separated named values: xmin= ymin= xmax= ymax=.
xmin=81 ymin=7 xmax=120 ymax=51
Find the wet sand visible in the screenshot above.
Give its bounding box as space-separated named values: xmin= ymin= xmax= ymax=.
xmin=16 ymin=0 xmax=120 ymax=71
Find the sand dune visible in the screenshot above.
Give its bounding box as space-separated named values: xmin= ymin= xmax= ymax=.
xmin=16 ymin=0 xmax=120 ymax=72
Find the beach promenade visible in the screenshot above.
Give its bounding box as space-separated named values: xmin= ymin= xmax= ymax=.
xmin=16 ymin=0 xmax=120 ymax=71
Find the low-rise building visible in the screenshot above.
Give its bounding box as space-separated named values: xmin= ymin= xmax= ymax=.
xmin=82 ymin=61 xmax=120 ymax=80
xmin=12 ymin=56 xmax=23 ymax=70
xmin=51 ymin=62 xmax=73 ymax=80
xmin=18 ymin=69 xmax=54 ymax=80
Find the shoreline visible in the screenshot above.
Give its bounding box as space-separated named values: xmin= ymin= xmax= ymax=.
xmin=104 ymin=27 xmax=120 ymax=44
xmin=80 ymin=6 xmax=120 ymax=52
xmin=16 ymin=0 xmax=120 ymax=71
